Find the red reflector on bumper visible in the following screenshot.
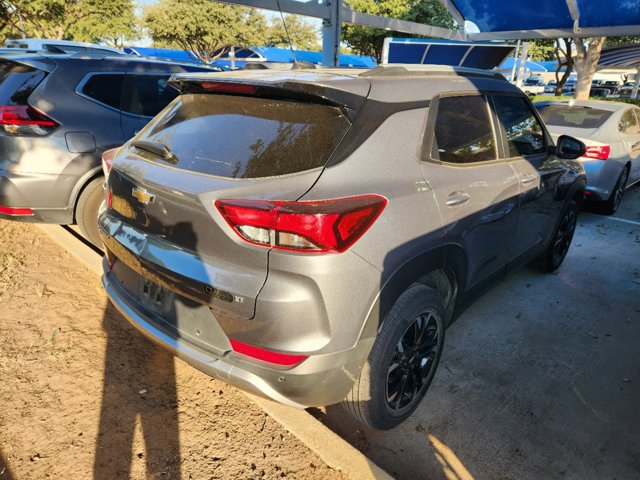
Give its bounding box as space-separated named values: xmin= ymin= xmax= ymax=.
xmin=230 ymin=339 xmax=308 ymax=367
xmin=0 ymin=205 xmax=34 ymax=216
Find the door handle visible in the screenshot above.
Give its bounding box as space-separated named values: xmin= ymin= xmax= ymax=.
xmin=446 ymin=191 xmax=471 ymax=206
xmin=520 ymin=174 xmax=538 ymax=185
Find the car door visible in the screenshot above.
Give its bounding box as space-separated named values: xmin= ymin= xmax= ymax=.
xmin=120 ymin=73 xmax=181 ymax=139
xmin=420 ymin=94 xmax=519 ymax=289
xmin=490 ymin=94 xmax=564 ymax=261
xmin=622 ymin=108 xmax=640 ymax=182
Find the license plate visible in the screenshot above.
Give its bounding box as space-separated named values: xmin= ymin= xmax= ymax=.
xmin=138 ymin=278 xmax=174 ymax=316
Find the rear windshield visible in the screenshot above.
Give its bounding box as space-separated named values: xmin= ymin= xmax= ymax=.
xmin=0 ymin=61 xmax=46 ymax=105
xmin=134 ymin=93 xmax=351 ymax=178
xmin=536 ymin=105 xmax=613 ymax=129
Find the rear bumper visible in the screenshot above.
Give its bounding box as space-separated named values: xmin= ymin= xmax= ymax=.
xmin=102 ymin=256 xmax=374 ymax=408
xmin=0 ymin=169 xmax=74 ymax=223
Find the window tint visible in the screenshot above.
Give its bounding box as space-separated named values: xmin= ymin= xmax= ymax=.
xmin=431 ymin=95 xmax=496 ymax=164
xmin=135 ymin=93 xmax=351 ymax=178
xmin=121 ymin=74 xmax=179 ymax=117
xmin=80 ymin=74 xmax=124 ymax=109
xmin=537 ymin=104 xmax=612 ymax=129
xmin=619 ymin=109 xmax=640 ymax=134
xmin=0 ymin=60 xmax=46 ymax=105
xmin=494 ymin=95 xmax=545 ymax=157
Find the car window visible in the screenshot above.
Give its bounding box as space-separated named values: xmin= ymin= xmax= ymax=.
xmin=537 ymin=105 xmax=613 ymax=129
xmin=619 ymin=109 xmax=640 ymax=134
xmin=431 ymin=95 xmax=497 ymax=164
xmin=135 ymin=93 xmax=351 ymax=178
xmin=493 ymin=95 xmax=546 ymax=157
xmin=121 ymin=74 xmax=179 ymax=117
xmin=80 ymin=73 xmax=124 ymax=110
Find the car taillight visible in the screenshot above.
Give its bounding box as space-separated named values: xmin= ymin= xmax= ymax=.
xmin=101 ymin=147 xmax=118 ymax=180
xmin=215 ymin=195 xmax=387 ymax=253
xmin=199 ymin=82 xmax=257 ymax=94
xmin=229 ymin=339 xmax=308 ymax=367
xmin=582 ymin=145 xmax=610 ymax=160
xmin=0 ymin=105 xmax=58 ymax=135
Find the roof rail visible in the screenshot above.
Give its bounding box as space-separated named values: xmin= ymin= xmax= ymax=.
xmin=360 ymin=64 xmax=505 ymax=80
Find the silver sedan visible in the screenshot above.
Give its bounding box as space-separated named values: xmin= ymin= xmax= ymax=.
xmin=535 ymin=99 xmax=640 ymax=214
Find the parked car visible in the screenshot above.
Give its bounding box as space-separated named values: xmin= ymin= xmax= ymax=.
xmin=563 ymin=79 xmax=577 ymax=94
xmin=100 ymin=65 xmax=586 ymax=430
xmin=521 ymin=76 xmax=545 ymax=96
xmin=5 ymin=38 xmax=122 ymax=55
xmin=536 ymin=99 xmax=640 ymax=213
xmin=619 ymin=81 xmax=638 ymax=98
xmin=544 ymin=79 xmax=557 ymax=94
xmin=0 ymin=52 xmax=220 ymax=245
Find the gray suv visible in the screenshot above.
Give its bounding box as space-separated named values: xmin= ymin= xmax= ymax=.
xmin=0 ymin=52 xmax=218 ymax=245
xmin=99 ymin=65 xmax=586 ymax=429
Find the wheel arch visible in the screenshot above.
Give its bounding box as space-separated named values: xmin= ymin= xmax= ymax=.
xmin=70 ymin=166 xmax=103 ymax=222
xmin=360 ymin=244 xmax=468 ymax=340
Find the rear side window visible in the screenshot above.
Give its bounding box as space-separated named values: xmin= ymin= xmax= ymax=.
xmin=618 ymin=109 xmax=640 ymax=134
xmin=121 ymin=74 xmax=179 ymax=117
xmin=431 ymin=95 xmax=497 ymax=164
xmin=0 ymin=61 xmax=46 ymax=105
xmin=537 ymin=105 xmax=612 ymax=129
xmin=493 ymin=95 xmax=545 ymax=157
xmin=135 ymin=93 xmax=351 ymax=178
xmin=80 ymin=74 xmax=124 ymax=109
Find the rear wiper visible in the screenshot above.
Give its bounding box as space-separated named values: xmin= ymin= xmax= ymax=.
xmin=131 ymin=140 xmax=179 ymax=164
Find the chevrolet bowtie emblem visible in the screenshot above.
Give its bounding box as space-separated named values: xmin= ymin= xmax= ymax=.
xmin=132 ymin=187 xmax=155 ymax=205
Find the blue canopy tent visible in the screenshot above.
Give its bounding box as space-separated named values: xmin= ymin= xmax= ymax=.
xmin=123 ymin=45 xmax=375 ymax=69
xmin=440 ymin=0 xmax=640 ymax=40
xmin=382 ymin=38 xmax=514 ymax=69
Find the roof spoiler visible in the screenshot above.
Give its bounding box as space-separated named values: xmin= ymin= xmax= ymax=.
xmin=168 ymin=75 xmax=367 ymax=114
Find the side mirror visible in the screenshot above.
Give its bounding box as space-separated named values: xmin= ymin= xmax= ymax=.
xmin=555 ymin=135 xmax=586 ymax=160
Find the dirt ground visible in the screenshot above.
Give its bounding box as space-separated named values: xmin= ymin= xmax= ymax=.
xmin=0 ymin=219 xmax=345 ymax=480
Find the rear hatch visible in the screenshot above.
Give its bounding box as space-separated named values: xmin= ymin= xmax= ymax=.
xmin=103 ymin=71 xmax=370 ymax=320
xmin=0 ymin=55 xmax=59 ymax=173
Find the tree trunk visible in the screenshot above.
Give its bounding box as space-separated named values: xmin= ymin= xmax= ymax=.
xmin=554 ymin=38 xmax=574 ymax=96
xmin=574 ymin=37 xmax=606 ymax=100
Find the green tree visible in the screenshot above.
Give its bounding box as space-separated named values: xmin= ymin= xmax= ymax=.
xmin=527 ymin=39 xmax=555 ymax=61
xmin=267 ymin=14 xmax=319 ymax=51
xmin=0 ymin=0 xmax=138 ymax=45
xmin=144 ymin=0 xmax=271 ymax=64
xmin=341 ymin=0 xmax=456 ymax=62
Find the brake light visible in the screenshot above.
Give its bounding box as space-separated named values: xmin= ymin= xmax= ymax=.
xmin=0 ymin=205 xmax=34 ymax=216
xmin=0 ymin=105 xmax=58 ymax=135
xmin=582 ymin=145 xmax=610 ymax=160
xmin=215 ymin=195 xmax=387 ymax=253
xmin=230 ymin=339 xmax=308 ymax=367
xmin=102 ymin=147 xmax=118 ymax=180
xmin=199 ymin=82 xmax=257 ymax=94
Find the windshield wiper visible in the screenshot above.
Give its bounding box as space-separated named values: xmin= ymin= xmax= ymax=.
xmin=131 ymin=140 xmax=179 ymax=164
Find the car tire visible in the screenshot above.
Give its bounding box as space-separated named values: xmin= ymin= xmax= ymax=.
xmin=76 ymin=176 xmax=105 ymax=248
xmin=602 ymin=166 xmax=628 ymax=215
xmin=537 ymin=199 xmax=578 ymax=272
xmin=343 ymin=284 xmax=445 ymax=430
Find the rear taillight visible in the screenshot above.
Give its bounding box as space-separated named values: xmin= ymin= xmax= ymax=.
xmin=230 ymin=339 xmax=308 ymax=367
xmin=582 ymin=145 xmax=610 ymax=160
xmin=101 ymin=147 xmax=118 ymax=180
xmin=0 ymin=105 xmax=58 ymax=135
xmin=215 ymin=195 xmax=387 ymax=253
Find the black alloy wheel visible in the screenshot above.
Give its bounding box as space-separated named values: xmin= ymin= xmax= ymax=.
xmin=605 ymin=166 xmax=629 ymax=215
xmin=550 ymin=201 xmax=578 ymax=269
xmin=386 ymin=312 xmax=440 ymax=411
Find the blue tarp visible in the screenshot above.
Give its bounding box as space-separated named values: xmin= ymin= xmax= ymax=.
xmin=498 ymin=58 xmax=548 ymax=72
xmin=124 ymin=46 xmax=376 ymax=69
xmin=449 ymin=0 xmax=640 ymax=34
